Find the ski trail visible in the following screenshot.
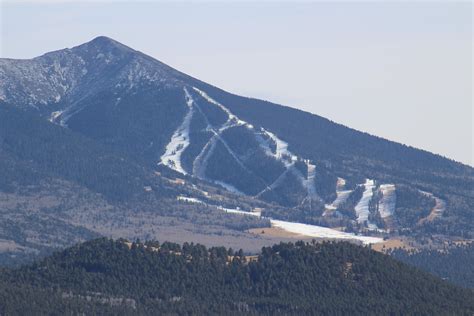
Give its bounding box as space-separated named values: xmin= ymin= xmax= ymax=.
xmin=176 ymin=196 xmax=382 ymax=244
xmin=191 ymin=87 xmax=318 ymax=202
xmin=214 ymin=181 xmax=245 ymax=195
xmin=325 ymin=190 xmax=352 ymax=210
xmin=49 ymin=110 xmax=64 ymax=123
xmin=270 ymin=220 xmax=383 ymax=245
xmin=255 ymin=168 xmax=291 ymax=198
xmin=255 ymin=131 xmax=275 ymax=156
xmin=303 ymin=161 xmax=318 ymax=198
xmin=191 ymin=87 xmax=248 ymax=178
xmin=261 ymin=128 xmax=297 ymax=167
xmin=159 ymin=87 xmax=194 ymax=174
xmin=378 ymin=184 xmax=396 ymax=218
xmin=190 ymin=87 xmax=269 ymax=191
xmin=256 ymin=128 xmax=317 ymax=200
xmin=192 ymin=133 xmax=218 ymax=178
xmin=192 ymin=87 xmax=247 ymax=127
xmin=354 ymin=179 xmax=378 ymax=229
xmin=418 ymin=191 xmax=446 ymax=225
xmin=324 ymin=178 xmax=352 ymax=215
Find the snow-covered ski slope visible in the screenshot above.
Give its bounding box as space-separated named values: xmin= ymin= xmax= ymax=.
xmin=190 ymin=87 xmax=264 ymax=184
xmin=379 ymin=184 xmax=396 ymax=218
xmin=159 ymin=86 xmax=368 ymax=207
xmin=159 ymin=87 xmax=195 ymax=174
xmin=255 ymin=128 xmax=318 ymax=200
xmin=160 ymin=86 xmax=443 ymax=230
xmin=271 ymin=220 xmax=382 ymax=245
xmin=189 ymin=87 xmax=319 ymax=201
xmin=354 ymin=179 xmax=377 ymax=229
xmin=261 ymin=129 xmax=297 ymax=166
xmin=193 ymin=87 xmax=247 ymax=127
xmin=176 ymin=195 xmax=382 ymax=244
xmin=325 ymin=178 xmax=352 ymax=213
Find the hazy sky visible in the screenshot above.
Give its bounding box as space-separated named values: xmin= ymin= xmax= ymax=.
xmin=1 ymin=1 xmax=472 ymax=165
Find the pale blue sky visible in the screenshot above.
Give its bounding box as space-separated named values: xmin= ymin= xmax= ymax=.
xmin=1 ymin=1 xmax=472 ymax=165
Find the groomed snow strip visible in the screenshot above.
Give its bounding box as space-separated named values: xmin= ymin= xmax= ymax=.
xmin=378 ymin=184 xmax=396 ymax=218
xmin=270 ymin=220 xmax=382 ymax=245
xmin=160 ymin=87 xmax=195 ymax=174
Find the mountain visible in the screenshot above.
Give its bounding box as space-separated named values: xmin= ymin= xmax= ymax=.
xmin=0 ymin=36 xmax=473 ymax=264
xmin=389 ymin=242 xmax=474 ymax=289
xmin=1 ymin=238 xmax=473 ymax=315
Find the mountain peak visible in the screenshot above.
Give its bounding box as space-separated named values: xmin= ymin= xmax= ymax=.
xmin=73 ymin=35 xmax=135 ymax=56
xmin=89 ymin=36 xmax=129 ymax=48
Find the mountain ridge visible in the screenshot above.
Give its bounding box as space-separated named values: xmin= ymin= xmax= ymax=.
xmin=0 ymin=36 xmax=472 ymax=264
xmin=1 ymin=36 xmax=470 ymax=168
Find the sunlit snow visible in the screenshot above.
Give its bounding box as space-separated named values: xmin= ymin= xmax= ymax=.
xmin=261 ymin=128 xmax=297 ymax=166
xmin=160 ymin=87 xmax=195 ymax=175
xmin=193 ymin=87 xmax=247 ymax=127
xmin=191 ymin=87 xmax=260 ymax=189
xmin=354 ymin=179 xmax=377 ymax=227
xmin=378 ymin=184 xmax=396 ymax=218
xmin=270 ymin=220 xmax=383 ymax=245
xmin=49 ymin=110 xmax=64 ymax=123
xmin=176 ymin=195 xmax=381 ymax=244
xmin=177 ymin=196 xmax=204 ymax=204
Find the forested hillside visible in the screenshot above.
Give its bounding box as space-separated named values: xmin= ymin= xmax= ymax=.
xmin=389 ymin=242 xmax=474 ymax=289
xmin=191 ymin=81 xmax=474 ymax=237
xmin=0 ymin=104 xmax=273 ymax=266
xmin=0 ymin=36 xmax=473 ymax=264
xmin=0 ymin=104 xmax=170 ymax=201
xmin=1 ymin=239 xmax=473 ymax=315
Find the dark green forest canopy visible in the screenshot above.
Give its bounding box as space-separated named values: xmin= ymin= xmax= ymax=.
xmin=389 ymin=242 xmax=474 ymax=289
xmin=1 ymin=238 xmax=473 ymax=315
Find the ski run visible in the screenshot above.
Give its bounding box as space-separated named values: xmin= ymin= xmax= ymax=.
xmin=378 ymin=184 xmax=396 ymax=218
xmin=418 ymin=191 xmax=446 ymax=224
xmin=159 ymin=87 xmax=195 ymax=175
xmin=324 ymin=178 xmax=352 ymax=214
xmin=160 ymin=87 xmax=441 ymax=235
xmin=271 ymin=220 xmax=383 ymax=245
xmin=159 ymin=86 xmax=324 ymax=201
xmin=354 ymin=179 xmax=378 ymax=229
xmin=177 ymin=195 xmax=382 ymax=244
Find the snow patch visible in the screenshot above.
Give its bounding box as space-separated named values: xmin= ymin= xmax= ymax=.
xmin=324 ymin=178 xmax=352 ymax=215
xmin=354 ymin=179 xmax=378 ymax=228
xmin=325 ymin=190 xmax=353 ymax=212
xmin=302 ymin=161 xmax=318 ymax=198
xmin=192 ymin=134 xmax=218 ymax=178
xmin=378 ymin=184 xmax=396 ymax=218
xmin=193 ymin=87 xmax=247 ymax=127
xmin=256 ymin=128 xmax=315 ymax=200
xmin=218 ymin=206 xmax=261 ymax=217
xmin=190 ymin=87 xmax=262 ymax=192
xmin=49 ymin=110 xmax=64 ymax=123
xmin=270 ymin=220 xmax=383 ymax=245
xmin=261 ymin=129 xmax=297 ymax=166
xmin=160 ymin=87 xmax=194 ymax=175
xmin=175 ymin=195 xmax=381 ymax=244
xmin=177 ymin=196 xmax=204 ymax=204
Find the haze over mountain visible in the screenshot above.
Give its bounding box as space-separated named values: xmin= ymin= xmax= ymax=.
xmin=0 ymin=36 xmax=473 ymax=265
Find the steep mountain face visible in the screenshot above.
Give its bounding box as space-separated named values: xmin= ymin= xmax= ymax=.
xmin=0 ymin=36 xmax=473 ymax=257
